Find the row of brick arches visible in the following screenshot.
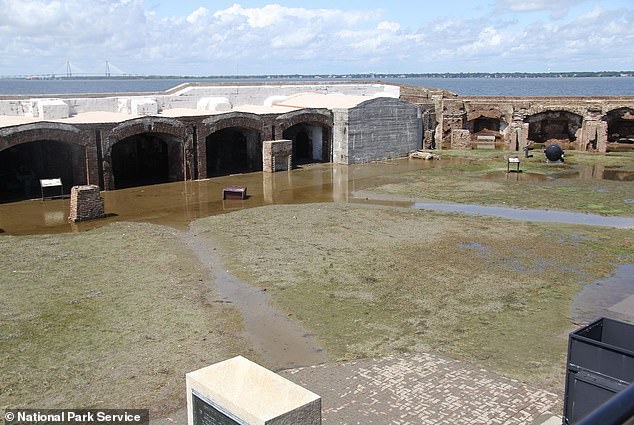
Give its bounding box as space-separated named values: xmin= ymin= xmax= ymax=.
xmin=467 ymin=108 xmax=634 ymax=149
xmin=0 ymin=111 xmax=333 ymax=203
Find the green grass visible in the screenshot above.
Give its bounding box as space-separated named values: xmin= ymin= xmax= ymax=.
xmin=372 ymin=151 xmax=634 ymax=215
xmin=0 ymin=222 xmax=247 ymax=416
xmin=191 ymin=203 xmax=634 ymax=393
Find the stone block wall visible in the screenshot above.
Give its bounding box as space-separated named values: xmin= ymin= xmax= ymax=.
xmin=263 ymin=139 xmax=293 ymax=172
xmin=451 ymin=129 xmax=471 ymax=149
xmin=69 ymin=185 xmax=105 ymax=222
xmin=345 ymin=97 xmax=421 ymax=164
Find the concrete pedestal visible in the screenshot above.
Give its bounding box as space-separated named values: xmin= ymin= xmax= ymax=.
xmin=186 ymin=356 xmax=321 ymax=425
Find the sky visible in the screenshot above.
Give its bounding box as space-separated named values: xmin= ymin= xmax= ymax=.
xmin=0 ymin=0 xmax=633 ymax=76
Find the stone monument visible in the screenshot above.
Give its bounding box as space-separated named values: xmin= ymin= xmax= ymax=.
xmin=186 ymin=356 xmax=321 ymax=425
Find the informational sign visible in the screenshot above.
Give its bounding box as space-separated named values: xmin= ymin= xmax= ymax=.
xmin=39 ymin=178 xmax=64 ymax=200
xmin=40 ymin=178 xmax=62 ymax=188
xmin=192 ymin=393 xmax=245 ymax=425
xmin=508 ymin=157 xmax=520 ymax=163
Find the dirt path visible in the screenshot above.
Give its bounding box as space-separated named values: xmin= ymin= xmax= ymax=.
xmin=180 ymin=227 xmax=327 ymax=372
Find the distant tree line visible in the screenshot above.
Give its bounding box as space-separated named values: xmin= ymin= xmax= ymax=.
xmin=6 ymin=71 xmax=633 ymax=80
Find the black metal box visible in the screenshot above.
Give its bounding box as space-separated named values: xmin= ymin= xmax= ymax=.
xmin=563 ymin=317 xmax=634 ymax=424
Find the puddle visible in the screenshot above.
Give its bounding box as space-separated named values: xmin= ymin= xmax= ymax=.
xmin=183 ymin=229 xmax=327 ymax=371
xmin=482 ymin=171 xmax=552 ymax=182
xmin=482 ymin=167 xmax=634 ymax=182
xmin=572 ymin=264 xmax=634 ymax=324
xmin=412 ymin=202 xmax=634 ymax=228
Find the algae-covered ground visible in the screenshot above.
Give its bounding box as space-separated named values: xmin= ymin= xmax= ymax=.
xmin=192 ymin=203 xmax=634 ymax=393
xmin=0 ymin=222 xmax=248 ymax=416
xmin=370 ymin=151 xmax=634 ymax=216
xmin=1 ymin=151 xmax=632 ymax=417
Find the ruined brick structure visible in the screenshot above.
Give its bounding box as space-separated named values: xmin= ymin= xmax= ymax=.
xmin=68 ymin=185 xmax=105 ymax=222
xmin=400 ymin=86 xmax=634 ymax=153
xmin=263 ymin=140 xmax=293 ymax=172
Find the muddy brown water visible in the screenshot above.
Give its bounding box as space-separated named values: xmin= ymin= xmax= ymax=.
xmin=1 ymin=158 xmax=632 ymax=235
xmin=0 ymin=158 xmax=461 ymax=235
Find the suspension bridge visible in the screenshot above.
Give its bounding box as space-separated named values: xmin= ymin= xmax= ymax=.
xmin=4 ymin=61 xmax=140 ymax=79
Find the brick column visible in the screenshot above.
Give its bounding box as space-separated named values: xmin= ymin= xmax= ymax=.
xmin=69 ymin=185 xmax=105 ymax=222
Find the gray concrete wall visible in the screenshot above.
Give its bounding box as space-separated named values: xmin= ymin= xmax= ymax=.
xmin=345 ymin=97 xmax=421 ymax=164
xmin=332 ymin=108 xmax=349 ymax=164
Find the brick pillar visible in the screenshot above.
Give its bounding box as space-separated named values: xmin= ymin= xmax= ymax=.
xmin=262 ymin=140 xmax=292 ymax=172
xmin=69 ymin=185 xmax=105 ymax=222
xmin=597 ymin=121 xmax=608 ymax=153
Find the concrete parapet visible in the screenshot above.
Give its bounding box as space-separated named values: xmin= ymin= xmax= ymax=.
xmin=36 ymin=99 xmax=70 ymax=119
xmin=131 ymin=98 xmax=158 ymax=116
xmin=68 ymin=185 xmax=105 ymax=222
xmin=197 ymin=97 xmax=232 ymax=112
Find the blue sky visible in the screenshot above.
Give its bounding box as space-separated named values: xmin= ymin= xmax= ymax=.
xmin=1 ymin=0 xmax=633 ymax=76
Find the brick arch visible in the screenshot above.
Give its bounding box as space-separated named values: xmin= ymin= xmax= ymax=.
xmin=197 ymin=113 xmax=264 ymax=179
xmin=0 ymin=122 xmax=99 ymax=187
xmin=275 ymin=109 xmax=333 ymax=132
xmin=604 ymin=107 xmax=634 ymax=145
xmin=201 ymin=112 xmax=263 ymax=138
xmin=102 ymin=117 xmax=193 ymax=190
xmin=277 ymin=109 xmax=333 ymax=164
xmin=103 ymin=117 xmax=188 ymax=156
xmin=0 ymin=122 xmax=87 ymax=152
xmin=524 ymin=110 xmax=583 ymax=147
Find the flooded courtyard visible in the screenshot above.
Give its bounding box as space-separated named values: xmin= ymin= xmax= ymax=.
xmin=1 ymin=153 xmax=633 ymax=235
xmin=1 ymin=151 xmax=633 ymax=421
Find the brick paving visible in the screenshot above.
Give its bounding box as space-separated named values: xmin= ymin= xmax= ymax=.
xmin=280 ymin=353 xmax=560 ymax=425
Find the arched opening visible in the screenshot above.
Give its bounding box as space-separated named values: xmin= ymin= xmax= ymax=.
xmin=470 ymin=117 xmax=502 ymax=133
xmin=111 ymin=133 xmax=183 ymax=189
xmin=0 ymin=140 xmax=86 ymax=202
xmin=525 ymin=111 xmax=582 ymax=148
xmin=606 ymin=108 xmax=634 ymax=145
xmin=283 ymin=123 xmax=330 ymax=165
xmin=206 ymin=127 xmax=262 ymax=177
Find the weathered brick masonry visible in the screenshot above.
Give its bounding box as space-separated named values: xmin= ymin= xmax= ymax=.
xmin=68 ymin=185 xmax=105 ymax=222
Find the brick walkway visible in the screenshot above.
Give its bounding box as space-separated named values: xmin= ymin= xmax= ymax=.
xmin=280 ymin=353 xmax=560 ymax=425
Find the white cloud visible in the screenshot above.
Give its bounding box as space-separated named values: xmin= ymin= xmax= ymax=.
xmin=187 ymin=7 xmax=208 ymax=24
xmin=377 ymin=21 xmax=400 ymax=32
xmin=0 ymin=1 xmax=632 ymax=75
xmin=496 ymin=0 xmax=588 ymax=19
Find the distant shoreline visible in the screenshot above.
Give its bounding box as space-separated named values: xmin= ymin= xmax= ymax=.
xmin=2 ymin=72 xmax=633 ymax=80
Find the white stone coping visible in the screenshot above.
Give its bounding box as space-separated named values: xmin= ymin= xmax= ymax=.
xmin=186 ymin=356 xmax=320 ymax=425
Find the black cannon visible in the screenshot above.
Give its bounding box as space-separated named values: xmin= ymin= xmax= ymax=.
xmin=545 ymin=144 xmax=565 ymax=162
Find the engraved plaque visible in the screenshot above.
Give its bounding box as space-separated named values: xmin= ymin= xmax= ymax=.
xmin=192 ymin=393 xmax=245 ymax=425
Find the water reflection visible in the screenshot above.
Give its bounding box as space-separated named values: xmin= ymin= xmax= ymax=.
xmin=572 ymin=265 xmax=634 ymax=324
xmin=0 ymin=159 xmax=447 ymax=235
xmin=0 ymin=158 xmax=632 ymax=235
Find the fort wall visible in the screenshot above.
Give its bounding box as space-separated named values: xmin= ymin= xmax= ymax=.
xmin=0 ymin=82 xmax=633 ymax=201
